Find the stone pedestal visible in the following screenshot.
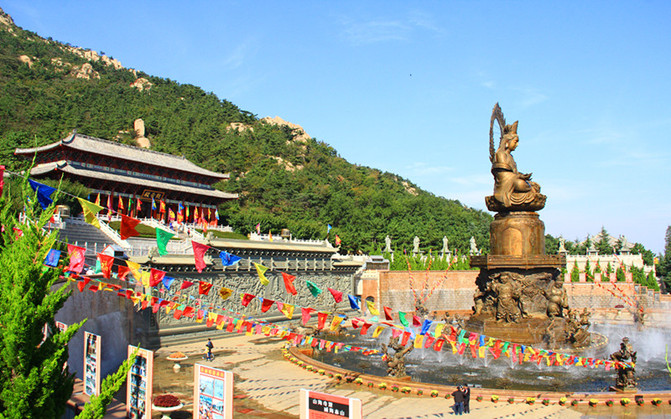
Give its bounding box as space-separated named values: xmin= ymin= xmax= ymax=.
xmin=490 ymin=212 xmax=545 ymax=256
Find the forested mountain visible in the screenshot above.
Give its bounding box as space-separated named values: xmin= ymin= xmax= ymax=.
xmin=0 ymin=7 xmax=487 ymax=253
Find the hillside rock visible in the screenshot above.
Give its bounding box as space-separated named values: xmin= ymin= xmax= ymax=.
xmin=71 ymin=62 xmax=100 ymax=79
xmin=130 ymin=77 xmax=152 ymax=91
xmin=261 ymin=116 xmax=311 ymax=142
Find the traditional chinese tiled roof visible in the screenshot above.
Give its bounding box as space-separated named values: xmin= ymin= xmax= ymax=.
xmin=15 ymin=132 xmax=228 ymax=180
xmin=30 ymin=160 xmax=237 ymax=200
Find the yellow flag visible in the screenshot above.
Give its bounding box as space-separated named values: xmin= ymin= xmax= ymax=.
xmin=414 ymin=335 xmax=424 ymax=348
xmin=372 ymin=326 xmax=385 ymax=338
xmin=365 ymin=300 xmax=379 ymax=316
xmin=330 ymin=314 xmax=345 ymax=331
xmin=478 ymin=346 xmax=486 ymax=358
xmin=253 ymin=263 xmax=269 ymax=286
xmin=126 ymin=261 xmax=142 ymax=282
xmin=280 ymin=303 xmax=295 ymax=319
xmin=235 ymin=319 xmax=244 ymax=331
xmin=77 ymin=198 xmax=103 ymax=229
xmin=434 ymin=323 xmax=444 ymax=338
xmin=141 ymin=271 xmax=151 ymax=287
xmin=216 ymin=317 xmax=226 ymax=330
xmin=218 ymin=287 xmax=233 ymax=300
xmin=97 ymin=281 xmax=106 ymax=291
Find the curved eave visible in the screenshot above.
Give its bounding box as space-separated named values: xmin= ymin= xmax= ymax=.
xmin=31 ymin=161 xmax=238 ymax=201
xmin=209 ymin=238 xmax=338 ymax=254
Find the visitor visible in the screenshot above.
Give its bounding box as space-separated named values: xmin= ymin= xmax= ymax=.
xmin=205 ymin=338 xmax=214 ymax=361
xmin=451 ymin=386 xmax=464 ymax=415
xmin=462 ymin=384 xmax=470 ymax=414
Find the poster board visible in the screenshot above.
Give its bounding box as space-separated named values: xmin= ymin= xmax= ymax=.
xmin=300 ymin=389 xmax=362 ymax=419
xmin=193 ymin=364 xmax=233 ymax=419
xmin=83 ymin=332 xmax=101 ymax=396
xmin=126 ymin=346 xmax=154 ymax=419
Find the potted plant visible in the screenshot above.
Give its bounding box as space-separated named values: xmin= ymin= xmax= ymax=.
xmin=589 ymin=399 xmax=598 ymax=407
xmin=620 ymin=398 xmax=630 ymax=406
xmin=571 ymin=400 xmax=579 ymax=406
xmin=476 ymin=396 xmax=483 ymax=402
xmin=430 ymin=390 xmax=439 ymax=398
xmin=558 ymin=397 xmax=567 ymax=406
xmin=444 ymin=393 xmax=452 ymax=400
xmin=526 ymin=397 xmax=535 ymax=405
xmin=317 ymin=369 xmax=325 ymax=375
xmin=334 ymin=374 xmax=343 ymax=381
xmin=652 ymin=398 xmax=662 ymax=406
xmin=400 ymin=386 xmax=411 ymax=394
xmin=378 ymin=382 xmax=387 ymax=390
xmin=508 ymin=397 xmax=515 ymax=404
xmin=391 ymin=385 xmax=399 ymax=393
xmin=636 ymin=398 xmax=645 ymax=406
xmin=541 ymin=399 xmax=549 ymax=406
xmin=605 ymin=399 xmax=614 ymax=406
xmin=416 ymin=389 xmax=423 ymax=396
xmin=491 ymin=395 xmax=499 ymax=403
xmin=367 ymin=381 xmax=374 ymax=388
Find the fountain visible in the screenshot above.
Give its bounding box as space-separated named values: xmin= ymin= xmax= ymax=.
xmin=292 ymin=104 xmax=670 ymax=397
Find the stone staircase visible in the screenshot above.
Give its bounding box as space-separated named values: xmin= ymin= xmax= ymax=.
xmin=55 ymin=219 xmax=115 ymax=256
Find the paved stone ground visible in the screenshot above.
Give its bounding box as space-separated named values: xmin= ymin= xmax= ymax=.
xmin=153 ymin=334 xmax=586 ymax=419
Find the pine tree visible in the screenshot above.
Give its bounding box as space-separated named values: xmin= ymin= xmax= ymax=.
xmin=0 ymin=180 xmax=84 ymax=417
xmin=571 ymin=261 xmax=580 ymax=282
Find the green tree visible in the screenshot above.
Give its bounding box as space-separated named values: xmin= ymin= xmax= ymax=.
xmin=616 ymin=266 xmax=626 ymax=282
xmin=585 ymin=259 xmax=594 ymax=282
xmin=78 ymin=347 xmax=138 ymax=419
xmin=0 ymin=181 xmax=84 ymax=417
xmin=595 ymin=227 xmax=613 ymax=255
xmin=660 ymin=226 xmax=671 ymax=291
xmin=571 ymin=261 xmax=580 ymax=282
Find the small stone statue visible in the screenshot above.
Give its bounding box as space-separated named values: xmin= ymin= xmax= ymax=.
xmin=441 ymin=236 xmax=449 ymax=254
xmin=610 ymin=337 xmax=637 ymax=390
xmin=413 ymin=236 xmax=420 ymax=254
xmin=558 ymin=236 xmax=566 ymax=254
xmin=469 ymin=237 xmax=480 ymax=256
xmin=381 ymin=336 xmax=414 ymax=377
xmin=384 ymin=235 xmax=392 ymax=253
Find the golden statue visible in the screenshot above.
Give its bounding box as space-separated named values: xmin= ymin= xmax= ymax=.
xmin=486 ymin=103 xmax=546 ymax=212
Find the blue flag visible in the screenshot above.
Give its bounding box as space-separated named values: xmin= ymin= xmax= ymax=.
xmin=219 ymin=251 xmax=242 ymax=266
xmin=44 ymin=249 xmax=61 ymax=267
xmin=28 ymin=179 xmax=56 ymax=209
xmin=420 ymin=319 xmax=432 ymax=335
xmin=327 ymin=224 xmax=332 ymax=233
xmin=152 ymin=198 xmax=157 ymax=210
xmin=348 ymin=294 xmax=360 ymax=310
xmin=163 ymin=276 xmax=175 ymax=289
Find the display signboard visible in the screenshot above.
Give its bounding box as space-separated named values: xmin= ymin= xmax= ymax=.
xmin=126 ymin=346 xmax=154 ymax=419
xmin=83 ymin=332 xmax=101 ymax=396
xmin=300 ymin=389 xmax=362 ymax=419
xmin=193 ymin=364 xmax=233 ymax=419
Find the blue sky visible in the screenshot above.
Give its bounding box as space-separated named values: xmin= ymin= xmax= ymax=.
xmin=3 ymin=1 xmax=670 ymax=253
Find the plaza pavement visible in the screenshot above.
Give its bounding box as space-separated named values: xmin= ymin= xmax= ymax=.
xmin=155 ymin=333 xmax=584 ymax=419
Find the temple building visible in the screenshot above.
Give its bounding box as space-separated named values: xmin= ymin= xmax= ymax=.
xmin=14 ymin=131 xmax=237 ymax=222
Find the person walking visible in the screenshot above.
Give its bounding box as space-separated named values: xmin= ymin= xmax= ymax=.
xmin=451 ymin=386 xmax=464 ymax=415
xmin=462 ymin=384 xmax=470 ymax=414
xmin=205 ymin=338 xmax=214 ymax=361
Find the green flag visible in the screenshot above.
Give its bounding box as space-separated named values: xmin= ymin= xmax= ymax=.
xmin=306 ymin=280 xmax=322 ymax=297
xmin=399 ymin=311 xmax=409 ymax=327
xmin=156 ymin=228 xmax=175 ymax=256
xmin=77 ymin=197 xmax=103 ymax=228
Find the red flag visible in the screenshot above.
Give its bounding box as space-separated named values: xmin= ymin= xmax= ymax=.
xmin=97 ymin=253 xmax=114 ymax=279
xmin=327 ymin=287 xmax=343 ymax=303
xmin=241 ymin=293 xmax=255 ymax=307
xmin=192 ymin=241 xmax=208 ymax=273
xmin=383 ymin=306 xmax=394 ymax=321
xmin=360 ymin=323 xmax=373 ymax=335
xmin=433 ymin=339 xmax=445 ymax=351
xmin=317 ymin=312 xmax=328 ymax=329
xmin=198 ymin=281 xmax=213 ymax=295
xmin=149 ymin=268 xmax=165 ymax=287
xmin=120 ymin=215 xmax=141 ymax=239
xmin=282 ymin=272 xmax=297 ymax=295
xmin=424 ymin=336 xmax=436 ymax=349
xmin=117 ymin=265 xmax=130 ymax=281
xmin=136 ymin=197 xmax=142 ymax=212
xmin=335 ymin=235 xmax=341 ymax=246
xmin=180 ymin=280 xmax=194 ymax=290
xmin=261 ymin=299 xmax=274 ymax=313
xmin=401 ymin=331 xmax=411 ymax=346
xmin=159 ymin=200 xmax=166 ymax=214
xmin=67 ymin=244 xmax=86 ymax=273
xmin=77 ymin=277 xmax=91 ymax=292
xmin=413 ymin=315 xmax=422 ymax=327
xmin=301 ymin=307 xmax=315 ymax=325
xmin=107 ymin=193 xmax=112 ymax=210
xmin=118 ymin=195 xmax=125 ymax=211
